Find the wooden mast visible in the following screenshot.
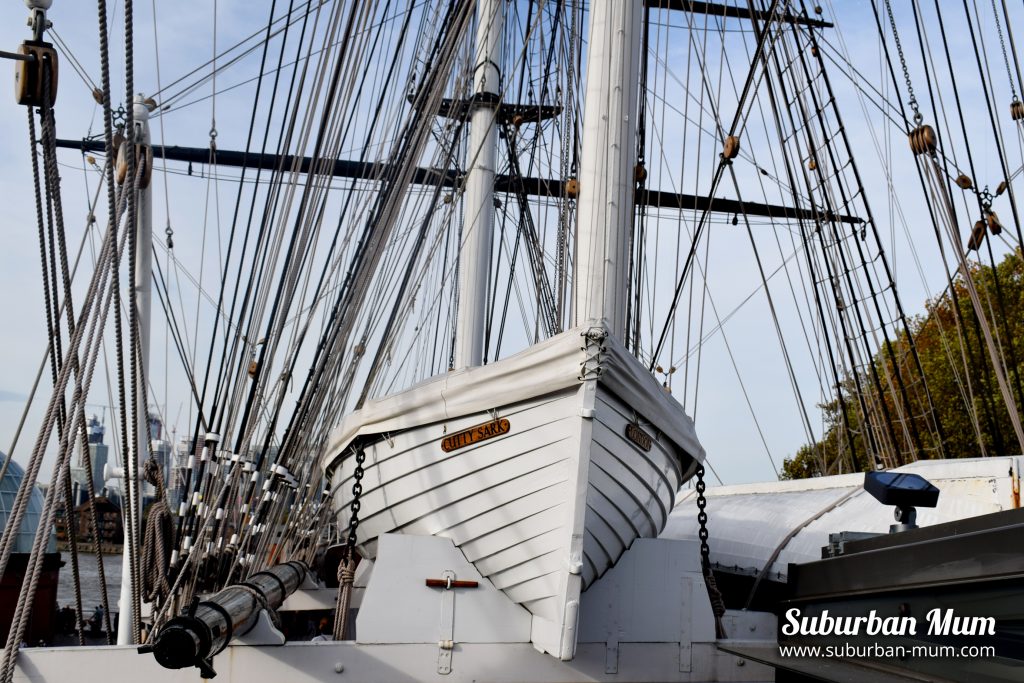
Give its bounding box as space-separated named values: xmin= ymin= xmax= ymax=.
xmin=572 ymin=1 xmax=643 ymax=338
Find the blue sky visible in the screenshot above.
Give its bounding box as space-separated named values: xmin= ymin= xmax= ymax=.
xmin=0 ymin=0 xmax=1021 ymax=486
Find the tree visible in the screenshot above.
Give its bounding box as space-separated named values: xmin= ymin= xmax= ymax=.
xmin=782 ymin=249 xmax=1024 ymax=479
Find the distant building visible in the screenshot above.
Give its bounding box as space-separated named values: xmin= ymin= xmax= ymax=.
xmin=145 ymin=412 xmax=172 ymax=506
xmin=169 ymin=436 xmax=194 ymax=511
xmin=87 ymin=415 xmax=108 ymax=493
xmin=73 ymin=497 xmax=123 ymax=547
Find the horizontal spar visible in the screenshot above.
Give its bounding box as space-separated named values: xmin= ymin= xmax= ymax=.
xmin=55 ymin=138 xmax=861 ymax=224
xmin=644 ymin=0 xmax=834 ymax=30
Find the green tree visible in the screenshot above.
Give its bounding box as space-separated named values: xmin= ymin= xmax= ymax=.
xmin=782 ymin=249 xmax=1024 ymax=479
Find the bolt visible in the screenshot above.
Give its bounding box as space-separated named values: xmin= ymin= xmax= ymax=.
xmin=736 ymin=658 xmax=746 ymax=667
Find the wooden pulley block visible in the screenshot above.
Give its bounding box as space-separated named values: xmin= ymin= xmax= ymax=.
xmin=115 ymin=141 xmax=129 ymax=185
xmin=634 ymin=162 xmax=647 ymax=184
xmin=954 ymin=174 xmax=973 ymax=190
xmin=808 ymin=157 xmax=817 ymax=171
xmin=115 ymin=142 xmax=153 ymax=187
xmin=908 ymin=125 xmax=936 ymax=156
xmin=810 ymin=45 xmax=819 ymax=57
xmin=722 ymin=135 xmax=740 ymax=160
xmin=511 ymin=113 xmax=524 ymax=128
xmin=565 ymin=177 xmax=579 ymax=199
xmin=14 ymin=41 xmax=58 ymax=107
xmin=967 ymin=219 xmax=986 ymax=251
xmin=987 ymin=210 xmax=1003 ymax=236
xmin=1011 ymin=100 xmax=1024 ymax=121
xmin=997 ymin=180 xmax=1008 ymax=196
xmin=138 ymin=144 xmax=153 ymax=189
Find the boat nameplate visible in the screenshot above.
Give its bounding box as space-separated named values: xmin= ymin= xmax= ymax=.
xmin=625 ymin=423 xmax=652 ymax=451
xmin=441 ymin=418 xmax=510 ymax=453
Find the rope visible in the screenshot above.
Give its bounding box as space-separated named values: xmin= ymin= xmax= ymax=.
xmin=334 ymin=445 xmax=364 ymax=640
xmin=921 ymin=154 xmax=1024 ymax=453
xmin=142 ymin=460 xmax=174 ymax=605
xmin=2 ymin=69 xmax=133 ymax=680
xmin=122 ymin=0 xmax=145 ymax=644
xmin=332 ymin=558 xmax=355 ymax=641
xmin=93 ymin=0 xmax=121 ymax=641
xmin=649 ymin=0 xmax=784 ymax=369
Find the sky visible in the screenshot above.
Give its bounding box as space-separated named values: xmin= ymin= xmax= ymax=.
xmin=0 ymin=0 xmax=1021 ymax=488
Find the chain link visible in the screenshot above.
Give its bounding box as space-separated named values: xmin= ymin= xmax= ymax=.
xmin=883 ymin=0 xmax=923 ymax=125
xmin=345 ymin=447 xmax=366 ymax=558
xmin=695 ymin=464 xmax=711 ymax=569
xmin=990 ymin=0 xmax=1018 ymax=102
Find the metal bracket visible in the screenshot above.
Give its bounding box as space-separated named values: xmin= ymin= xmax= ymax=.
xmin=423 ymin=569 xmax=479 ymax=673
xmin=438 ymin=570 xmax=455 ymax=675
xmin=299 ymin=570 xmax=322 ymax=590
xmin=679 ymin=577 xmax=693 ymax=673
xmin=604 ymin=638 xmax=619 ymax=674
xmin=235 ymin=609 xmax=286 ymax=646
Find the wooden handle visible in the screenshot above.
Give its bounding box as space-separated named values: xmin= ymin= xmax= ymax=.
xmin=425 ymin=578 xmax=478 ymax=588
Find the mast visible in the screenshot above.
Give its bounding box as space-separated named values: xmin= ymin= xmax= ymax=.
xmin=572 ymin=1 xmax=643 ymax=338
xmin=117 ymin=93 xmax=152 ymax=645
xmin=453 ymin=0 xmax=503 ymax=369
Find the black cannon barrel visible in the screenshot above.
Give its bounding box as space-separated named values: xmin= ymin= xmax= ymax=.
xmin=143 ymin=560 xmax=308 ymax=677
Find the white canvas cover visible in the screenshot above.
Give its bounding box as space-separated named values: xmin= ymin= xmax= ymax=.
xmin=662 ymin=456 xmax=1022 ymax=581
xmin=321 ymin=322 xmax=705 ymax=470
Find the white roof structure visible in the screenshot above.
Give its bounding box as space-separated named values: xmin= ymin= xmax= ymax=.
xmin=0 ymin=454 xmax=56 ymax=554
xmin=662 ymin=456 xmax=1022 ymax=582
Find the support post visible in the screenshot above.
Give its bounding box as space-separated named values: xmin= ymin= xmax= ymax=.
xmin=453 ymin=0 xmax=503 ymax=369
xmin=117 ymin=93 xmax=152 ymax=645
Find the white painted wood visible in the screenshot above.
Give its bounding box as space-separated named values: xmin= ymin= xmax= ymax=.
xmin=578 ymin=539 xmax=716 ymax=645
xmin=324 ymin=328 xmax=702 ymax=660
xmin=358 ymin=534 xmax=532 ymax=645
xmin=10 ymin=642 xmax=775 ymax=683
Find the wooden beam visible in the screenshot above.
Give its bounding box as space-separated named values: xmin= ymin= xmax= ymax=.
xmin=55 ymin=138 xmax=860 ymax=224
xmin=644 ymin=1 xmax=833 ymax=30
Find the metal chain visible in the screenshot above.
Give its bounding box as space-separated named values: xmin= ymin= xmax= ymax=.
xmin=694 ymin=463 xmax=727 ymax=637
xmin=346 ymin=447 xmax=366 ymax=557
xmin=695 ymin=464 xmax=711 ymax=570
xmin=883 ymin=0 xmax=923 ymax=124
xmin=332 ymin=447 xmax=366 ymax=640
xmin=990 ymin=0 xmax=1018 ymax=101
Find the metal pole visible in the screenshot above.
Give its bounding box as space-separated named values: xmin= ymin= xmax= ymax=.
xmin=117 ymin=94 xmax=152 ymax=645
xmin=572 ymin=0 xmax=643 ymax=338
xmin=453 ymin=0 xmax=504 ymax=369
